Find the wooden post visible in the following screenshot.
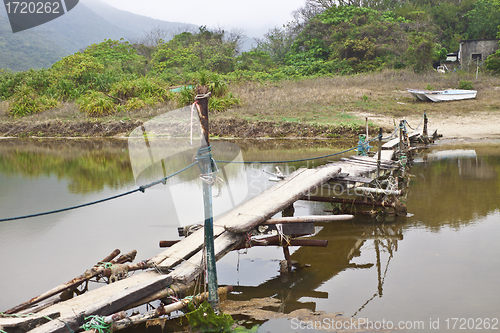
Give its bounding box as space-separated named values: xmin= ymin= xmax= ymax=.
xmin=365 ymin=117 xmax=369 ymax=142
xmin=281 ymin=204 xmax=294 ymax=272
xmin=399 ymin=120 xmax=403 ymax=157
xmin=377 ymin=127 xmax=382 ymax=178
xmin=195 ymin=85 xmax=219 ymax=312
xmin=423 ymin=112 xmax=428 ymax=137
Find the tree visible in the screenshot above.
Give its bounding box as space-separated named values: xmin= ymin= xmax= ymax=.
xmin=465 ymin=0 xmax=500 ymax=39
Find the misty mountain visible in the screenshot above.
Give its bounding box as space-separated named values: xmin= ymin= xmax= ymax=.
xmin=0 ymin=16 xmax=68 ymax=71
xmin=82 ymin=0 xmax=198 ymax=39
xmin=0 ymin=0 xmax=200 ymax=71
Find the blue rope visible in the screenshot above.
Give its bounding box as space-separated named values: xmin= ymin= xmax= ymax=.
xmin=405 ymin=114 xmax=424 ymax=131
xmin=215 ymin=131 xmax=394 ymax=165
xmin=215 ymin=145 xmax=358 ymax=164
xmin=0 ymin=161 xmax=198 ymax=222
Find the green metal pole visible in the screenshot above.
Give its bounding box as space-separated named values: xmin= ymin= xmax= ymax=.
xmin=196 ymin=86 xmax=219 ymax=312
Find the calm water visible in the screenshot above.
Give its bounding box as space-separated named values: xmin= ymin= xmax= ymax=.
xmin=0 ymin=138 xmax=499 ymax=332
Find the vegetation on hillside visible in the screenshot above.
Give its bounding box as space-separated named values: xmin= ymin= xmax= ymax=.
xmin=1 ymin=0 xmax=500 ymax=121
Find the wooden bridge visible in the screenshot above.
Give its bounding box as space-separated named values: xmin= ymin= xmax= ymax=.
xmin=0 ymin=117 xmax=432 ymax=332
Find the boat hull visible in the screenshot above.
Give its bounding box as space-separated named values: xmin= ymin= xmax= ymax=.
xmin=407 ymin=89 xmax=477 ymax=102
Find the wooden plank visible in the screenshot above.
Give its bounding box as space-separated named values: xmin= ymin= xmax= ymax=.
xmin=331 ymin=175 xmax=374 ymax=183
xmin=149 ymin=225 xmax=226 ymax=268
xmin=25 ymin=272 xmax=172 ymax=333
xmin=0 ymin=311 xmax=60 ymax=331
xmin=340 ymin=158 xmax=395 ymax=170
xmin=382 ymin=137 xmax=400 ymax=149
xmin=348 ymin=155 xmax=397 ymax=166
xmin=222 ymin=165 xmax=341 ymax=233
xmin=264 ymin=215 xmax=354 ymax=224
xmin=168 ymin=231 xmax=243 ymax=284
xmin=380 ymin=150 xmax=395 ymax=161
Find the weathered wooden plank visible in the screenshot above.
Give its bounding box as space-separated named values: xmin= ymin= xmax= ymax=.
xmin=222 ymin=165 xmax=341 ymax=233
xmin=382 ymin=137 xmax=400 ymax=149
xmin=168 ymin=232 xmax=243 ymax=284
xmin=26 ymin=272 xmax=171 ymax=333
xmin=0 ymin=311 xmax=60 ymax=331
xmin=380 ymin=150 xmax=395 ymax=161
xmin=331 ymin=175 xmax=374 ymax=184
xmin=348 ymin=155 xmax=397 ymax=166
xmin=264 ymin=215 xmax=354 ymax=224
xmin=340 ymin=158 xmax=394 ymax=170
xmin=149 ymin=225 xmax=226 ymax=268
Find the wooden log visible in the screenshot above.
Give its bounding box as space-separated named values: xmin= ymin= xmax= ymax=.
xmin=100 ymin=249 xmax=121 ymax=264
xmin=356 ymin=187 xmax=402 ymax=196
xmin=4 ymin=249 xmax=135 ymax=314
xmin=112 ymin=286 xmax=233 ymax=331
xmin=263 ymin=215 xmax=354 ymax=224
xmin=330 ymin=174 xmax=374 ymax=184
xmin=159 ymin=240 xmax=181 ymax=248
xmin=167 ymin=232 xmax=244 ymax=284
xmin=124 ymin=282 xmax=193 ymax=310
xmin=149 ymin=225 xmax=226 ymax=270
xmin=112 ymin=250 xmax=137 ymax=264
xmin=102 ymin=261 xmax=151 ymax=278
xmin=234 ymin=235 xmax=328 ymax=250
xmin=302 ymin=195 xmax=395 ymax=208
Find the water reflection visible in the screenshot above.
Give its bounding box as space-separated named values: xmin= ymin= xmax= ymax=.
xmin=409 ymin=146 xmax=500 ymax=230
xmin=0 ymin=139 xmax=134 ymax=194
xmin=230 ymin=222 xmax=402 ymax=315
xmin=1 ymin=139 xmax=499 ymax=331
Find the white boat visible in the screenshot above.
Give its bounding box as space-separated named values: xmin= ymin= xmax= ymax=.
xmin=407 ymin=88 xmax=477 ymax=102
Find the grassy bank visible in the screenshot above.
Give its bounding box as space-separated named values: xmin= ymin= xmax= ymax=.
xmin=1 ymin=70 xmax=499 ymax=139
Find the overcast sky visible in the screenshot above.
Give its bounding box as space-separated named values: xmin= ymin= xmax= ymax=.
xmin=98 ymin=0 xmax=306 ymax=38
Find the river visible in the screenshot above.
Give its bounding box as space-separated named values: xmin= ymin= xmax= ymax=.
xmin=0 ymin=138 xmax=499 ymax=332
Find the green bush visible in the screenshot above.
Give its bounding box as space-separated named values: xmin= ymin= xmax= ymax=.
xmin=486 ymin=53 xmax=500 ymax=73
xmin=209 ymin=93 xmax=241 ymax=112
xmin=458 ymin=80 xmax=474 ymax=90
xmin=76 ymin=90 xmax=116 ymax=116
xmin=7 ymin=85 xmax=58 ymax=117
xmin=125 ymin=97 xmax=147 ymax=111
xmin=175 ymin=86 xmax=196 ymax=107
xmin=110 ymin=77 xmax=172 ymax=102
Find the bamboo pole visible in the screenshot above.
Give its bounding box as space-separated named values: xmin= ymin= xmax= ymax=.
xmin=5 ymin=250 xmax=136 ymax=314
xmin=377 ymin=127 xmax=382 ymax=178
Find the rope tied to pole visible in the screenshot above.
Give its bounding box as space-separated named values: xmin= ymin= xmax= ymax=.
xmin=196 ymin=145 xmax=224 ymax=197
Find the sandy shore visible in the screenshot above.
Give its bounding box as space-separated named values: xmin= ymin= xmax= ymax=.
xmin=358 ymin=111 xmax=500 ymax=141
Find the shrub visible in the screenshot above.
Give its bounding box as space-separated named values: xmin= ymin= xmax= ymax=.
xmin=209 ymin=93 xmax=241 ymax=112
xmin=7 ymin=85 xmax=58 ymax=117
xmin=458 ymin=80 xmax=473 ymax=90
xmin=175 ymin=86 xmax=196 ymax=107
xmin=110 ymin=77 xmax=172 ymax=102
xmin=76 ymin=90 xmax=116 ymax=116
xmin=125 ymin=97 xmax=147 ymax=111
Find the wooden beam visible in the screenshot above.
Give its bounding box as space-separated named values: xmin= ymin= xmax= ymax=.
xmin=263 ymin=215 xmax=354 ymax=224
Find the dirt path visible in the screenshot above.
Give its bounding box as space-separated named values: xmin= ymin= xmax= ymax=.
xmin=356 ymin=111 xmax=500 ymax=140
